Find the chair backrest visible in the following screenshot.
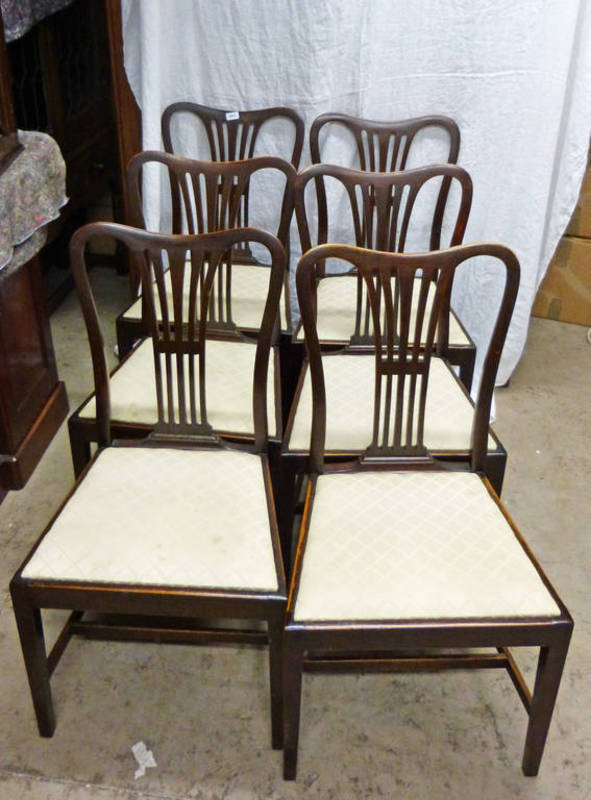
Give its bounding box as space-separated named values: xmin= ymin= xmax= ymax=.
xmin=128 ymin=150 xmax=297 ymax=245
xmin=162 ymin=101 xmax=305 ymax=168
xmin=296 ymin=162 xmax=471 ymax=253
xmin=296 ymin=163 xmax=472 ymax=345
xmin=127 ymin=151 xmax=296 ymax=328
xmin=310 ymin=112 xmax=460 ymax=170
xmin=70 ymin=223 xmax=286 ymax=452
xmin=296 ymin=243 xmax=520 ymax=474
xmin=310 ymin=113 xmax=460 ymax=251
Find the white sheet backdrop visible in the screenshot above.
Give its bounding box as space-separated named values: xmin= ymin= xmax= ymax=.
xmin=121 ymin=0 xmax=591 ymax=385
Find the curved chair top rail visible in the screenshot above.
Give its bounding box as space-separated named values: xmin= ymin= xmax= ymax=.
xmin=296 ymin=242 xmax=520 ymax=474
xmin=70 ymin=223 xmax=286 ymax=452
xmin=295 ymin=162 xmax=473 ymax=255
xmin=162 ymin=101 xmax=305 ymax=169
xmin=309 ymin=114 xmax=461 ymax=257
xmin=310 ymin=112 xmax=460 ymax=170
xmin=127 ymin=150 xmax=297 ymax=251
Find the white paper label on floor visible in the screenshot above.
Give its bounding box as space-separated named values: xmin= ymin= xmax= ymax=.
xmin=131 ymin=740 xmax=157 ymax=779
xmin=225 ymin=111 xmax=240 ymax=121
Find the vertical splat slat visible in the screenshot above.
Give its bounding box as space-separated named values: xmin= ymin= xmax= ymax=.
xmin=397 ymin=184 xmax=420 ymax=254
xmin=380 ymin=272 xmax=396 ymax=448
xmin=388 ymin=134 xmax=401 ymax=171
xmin=128 ymin=150 xmax=296 ymax=336
xmin=187 ymin=249 xmax=201 ymax=425
xmin=189 ymin=173 xmax=205 ymax=234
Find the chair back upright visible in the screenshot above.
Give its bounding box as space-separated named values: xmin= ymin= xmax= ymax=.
xmin=296 ymin=243 xmax=520 ymax=475
xmin=70 ymin=224 xmax=286 ymax=452
xmin=127 ymin=152 xmax=297 ymax=329
xmin=310 ymin=113 xmax=460 ymax=252
xmin=295 ymin=163 xmax=472 ymax=346
xmin=162 ymin=101 xmax=305 ymax=168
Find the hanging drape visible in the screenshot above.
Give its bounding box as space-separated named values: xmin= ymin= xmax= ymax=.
xmin=121 ymin=0 xmax=591 ymax=385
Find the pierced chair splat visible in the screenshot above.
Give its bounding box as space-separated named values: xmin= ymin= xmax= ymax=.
xmin=69 ymin=153 xmax=296 ymax=477
xmin=162 ymin=101 xmax=305 ymax=169
xmin=307 ymin=112 xmax=474 ymax=387
xmin=117 ymin=151 xmax=298 ymax=353
xmin=281 ymin=242 xmax=572 ymax=780
xmin=309 ymin=112 xmax=460 ymax=247
xmin=116 ymin=101 xmax=304 ymax=357
xmin=11 ymin=223 xmax=287 ymax=751
xmin=294 ymin=161 xmax=472 ymax=354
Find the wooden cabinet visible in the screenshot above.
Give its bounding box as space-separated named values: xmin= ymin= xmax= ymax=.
xmin=0 ymin=254 xmax=68 ymax=499
xmin=6 ymin=0 xmax=120 ymax=307
xmin=0 ymin=8 xmax=68 ymax=501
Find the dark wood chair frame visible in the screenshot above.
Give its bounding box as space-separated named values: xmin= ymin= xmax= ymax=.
xmin=115 ymin=102 xmax=303 ymax=355
xmin=309 ymin=112 xmax=460 ymax=243
xmin=160 ymin=102 xmax=304 ymax=429
xmin=307 ymin=112 xmax=475 ymax=388
xmin=116 ymin=150 xmax=298 ymax=355
xmin=277 ymin=164 xmax=506 ymax=559
xmin=281 ymin=242 xmax=572 ymax=779
xmin=294 ymin=160 xmax=475 ymax=385
xmin=11 ymin=223 xmax=288 ymax=748
xmin=69 ymin=153 xmax=296 ymax=477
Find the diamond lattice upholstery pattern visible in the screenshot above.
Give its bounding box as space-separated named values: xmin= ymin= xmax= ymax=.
xmin=295 ymin=274 xmax=470 ymax=344
xmin=287 ymin=354 xmax=494 ymax=452
xmin=293 ymin=471 xmax=560 ymax=621
xmin=23 ymin=447 xmax=279 ymax=591
xmin=123 ymin=264 xmax=288 ymax=331
xmin=79 ymin=338 xmax=277 ymax=437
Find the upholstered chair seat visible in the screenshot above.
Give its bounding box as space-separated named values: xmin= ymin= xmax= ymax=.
xmin=23 ymin=447 xmax=278 ymax=591
xmin=286 ymin=353 xmax=496 ymax=454
xmin=122 ymin=262 xmax=289 ymax=335
xmin=294 ymin=273 xmax=469 ymax=346
xmin=78 ymin=337 xmax=279 ymax=438
xmin=293 ymin=470 xmax=560 ymax=623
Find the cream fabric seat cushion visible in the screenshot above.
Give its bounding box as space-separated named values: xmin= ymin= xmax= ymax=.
xmin=79 ymin=338 xmax=277 ymax=438
xmin=293 ymin=470 xmax=560 ymax=621
xmin=123 ymin=264 xmax=288 ymax=331
xmin=23 ymin=447 xmax=278 ymax=591
xmin=287 ymin=354 xmax=495 ymax=452
xmin=295 ymin=274 xmax=470 ymax=345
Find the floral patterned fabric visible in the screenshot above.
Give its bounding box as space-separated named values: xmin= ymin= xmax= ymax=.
xmin=0 ymin=228 xmax=46 ymax=283
xmin=0 ymin=130 xmax=67 ymax=270
xmin=1 ymin=0 xmax=75 ymax=42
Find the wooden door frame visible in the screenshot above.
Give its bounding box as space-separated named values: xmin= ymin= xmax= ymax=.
xmin=104 ymin=0 xmax=142 ymax=291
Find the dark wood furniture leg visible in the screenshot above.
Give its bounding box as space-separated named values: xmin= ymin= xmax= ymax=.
xmin=67 ymin=415 xmax=93 ymax=477
xmin=522 ymin=634 xmax=572 ymax=776
xmin=268 ymin=613 xmax=284 ymax=750
xmin=269 ymin=449 xmax=299 ymax=575
xmin=484 ymin=448 xmax=507 ymax=496
xmin=10 ymin=583 xmax=55 ymax=737
xmin=115 ymin=314 xmax=144 ymax=358
xmin=451 ymin=346 xmax=475 ymax=393
xmin=282 ymin=634 xmax=304 ymax=780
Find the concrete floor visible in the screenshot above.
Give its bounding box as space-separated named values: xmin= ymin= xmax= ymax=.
xmin=0 ymin=268 xmax=590 ymax=799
